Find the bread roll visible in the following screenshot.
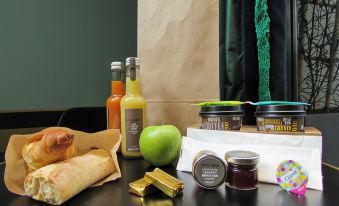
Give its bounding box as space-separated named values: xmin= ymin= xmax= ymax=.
xmin=22 ymin=129 xmax=77 ymax=171
xmin=24 ymin=149 xmax=115 ymax=205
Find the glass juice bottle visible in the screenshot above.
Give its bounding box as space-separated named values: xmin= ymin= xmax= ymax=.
xmin=106 ymin=62 xmax=125 ymax=130
xmin=121 ymin=57 xmax=146 ymax=158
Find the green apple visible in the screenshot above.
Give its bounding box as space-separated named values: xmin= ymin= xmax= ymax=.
xmin=139 ymin=125 xmax=182 ymax=166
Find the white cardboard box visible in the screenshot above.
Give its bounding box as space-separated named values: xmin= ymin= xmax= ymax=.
xmin=187 ymin=125 xmax=322 ymax=154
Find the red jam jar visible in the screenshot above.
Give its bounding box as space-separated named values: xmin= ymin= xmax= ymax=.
xmin=224 ymin=150 xmax=260 ymax=190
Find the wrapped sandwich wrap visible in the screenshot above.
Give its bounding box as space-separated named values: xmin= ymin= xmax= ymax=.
xmin=4 ymin=127 xmax=122 ymax=196
xmin=24 ymin=149 xmax=115 ymax=205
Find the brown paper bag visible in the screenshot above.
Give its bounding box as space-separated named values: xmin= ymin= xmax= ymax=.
xmin=138 ymin=0 xmax=220 ymax=134
xmin=4 ymin=127 xmax=121 ymax=195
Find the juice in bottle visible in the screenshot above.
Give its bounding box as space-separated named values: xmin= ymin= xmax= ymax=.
xmin=120 ymin=57 xmax=146 ymax=158
xmin=106 ymin=62 xmax=125 ymax=130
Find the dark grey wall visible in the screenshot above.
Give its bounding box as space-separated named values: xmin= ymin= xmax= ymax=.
xmin=306 ymin=113 xmax=339 ymax=167
xmin=0 ymin=0 xmax=136 ymax=110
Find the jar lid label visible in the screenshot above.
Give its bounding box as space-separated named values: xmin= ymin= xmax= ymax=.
xmin=276 ymin=160 xmax=308 ymax=195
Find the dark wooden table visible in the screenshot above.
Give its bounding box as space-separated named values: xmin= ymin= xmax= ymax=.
xmin=1 ymin=153 xmax=338 ymax=206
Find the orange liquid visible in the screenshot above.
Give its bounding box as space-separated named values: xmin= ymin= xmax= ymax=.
xmin=106 ymin=81 xmax=125 ymax=129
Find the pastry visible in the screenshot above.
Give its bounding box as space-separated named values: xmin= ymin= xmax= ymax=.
xmin=22 ymin=129 xmax=77 ymax=171
xmin=24 ymin=149 xmax=115 ymax=205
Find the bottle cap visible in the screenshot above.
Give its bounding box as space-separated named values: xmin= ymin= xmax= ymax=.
xmin=126 ymin=57 xmax=140 ymax=67
xmin=111 ymin=62 xmax=124 ymax=71
xmin=225 ymin=150 xmax=260 ymax=165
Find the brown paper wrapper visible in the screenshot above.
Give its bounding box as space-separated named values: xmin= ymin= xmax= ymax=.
xmin=4 ymin=127 xmax=122 ymax=195
xmin=138 ymin=0 xmax=220 ymax=134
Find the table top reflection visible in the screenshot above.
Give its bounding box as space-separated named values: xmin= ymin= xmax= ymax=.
xmin=1 ymin=153 xmax=338 ymax=206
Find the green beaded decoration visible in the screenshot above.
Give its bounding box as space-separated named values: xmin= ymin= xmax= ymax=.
xmin=254 ymin=0 xmax=271 ymax=101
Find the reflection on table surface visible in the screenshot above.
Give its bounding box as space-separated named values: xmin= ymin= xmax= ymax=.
xmin=1 ymin=154 xmax=337 ymax=206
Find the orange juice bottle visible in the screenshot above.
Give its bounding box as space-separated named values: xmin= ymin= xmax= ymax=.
xmin=106 ymin=62 xmax=125 ymax=130
xmin=121 ymin=57 xmax=146 ymax=158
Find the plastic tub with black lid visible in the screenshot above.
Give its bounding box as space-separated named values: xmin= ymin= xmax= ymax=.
xmin=199 ymin=105 xmax=244 ymax=130
xmin=255 ymin=104 xmax=306 ymax=132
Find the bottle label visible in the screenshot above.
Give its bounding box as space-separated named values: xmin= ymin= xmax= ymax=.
xmin=125 ymin=109 xmax=143 ymax=152
xmin=130 ymin=67 xmax=136 ymax=81
xmin=257 ymin=117 xmax=304 ymax=132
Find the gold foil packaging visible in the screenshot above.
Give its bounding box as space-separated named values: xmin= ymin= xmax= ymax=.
xmin=129 ymin=168 xmax=184 ymax=198
xmin=129 ymin=178 xmax=157 ymax=197
xmin=144 ymin=168 xmax=184 ymax=198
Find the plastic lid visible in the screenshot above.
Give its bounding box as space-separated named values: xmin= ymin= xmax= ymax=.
xmin=199 ymin=105 xmax=244 ymax=116
xmin=111 ymin=62 xmax=124 ymax=71
xmin=225 ymin=150 xmax=260 ymax=165
xmin=276 ymin=160 xmax=308 ymax=195
xmin=193 ymin=151 xmax=226 ymax=189
xmin=255 ymin=104 xmax=306 ymax=117
xmin=126 ymin=57 xmax=140 ymax=67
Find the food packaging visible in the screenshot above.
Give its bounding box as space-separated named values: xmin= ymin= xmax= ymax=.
xmin=255 ymin=104 xmax=306 ymax=132
xmin=177 ymin=127 xmax=323 ymax=190
xmin=224 ymin=150 xmax=260 ymax=190
xmin=138 ymin=0 xmax=220 ymax=134
xmin=187 ymin=126 xmax=322 ymax=153
xmin=199 ymin=105 xmax=244 ymax=130
xmin=4 ymin=127 xmax=122 ymax=195
xmin=192 ymin=150 xmax=227 ymax=189
xmin=144 ymin=168 xmax=184 ymax=198
xmin=129 ymin=178 xmax=157 ymax=197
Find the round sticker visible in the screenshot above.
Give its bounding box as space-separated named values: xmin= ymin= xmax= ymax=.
xmin=276 ymin=160 xmax=308 ymax=195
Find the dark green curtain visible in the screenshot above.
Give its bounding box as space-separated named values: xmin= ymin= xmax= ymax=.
xmin=220 ymin=0 xmax=296 ymax=123
xmin=219 ymin=0 xmax=245 ymax=101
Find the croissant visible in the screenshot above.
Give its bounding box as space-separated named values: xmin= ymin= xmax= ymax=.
xmin=22 ymin=129 xmax=77 ymax=171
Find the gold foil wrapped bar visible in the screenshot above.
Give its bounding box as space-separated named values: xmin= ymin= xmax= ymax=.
xmin=144 ymin=168 xmax=184 ymax=198
xmin=129 ymin=178 xmax=157 ymax=197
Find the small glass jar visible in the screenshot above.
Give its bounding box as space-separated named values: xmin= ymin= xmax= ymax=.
xmin=224 ymin=150 xmax=260 ymax=190
xmin=192 ymin=150 xmax=226 ymax=189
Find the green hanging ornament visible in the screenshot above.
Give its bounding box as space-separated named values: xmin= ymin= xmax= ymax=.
xmin=254 ymin=0 xmax=271 ymax=101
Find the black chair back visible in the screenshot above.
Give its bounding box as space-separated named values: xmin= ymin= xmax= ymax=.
xmin=58 ymin=107 xmax=106 ymax=133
